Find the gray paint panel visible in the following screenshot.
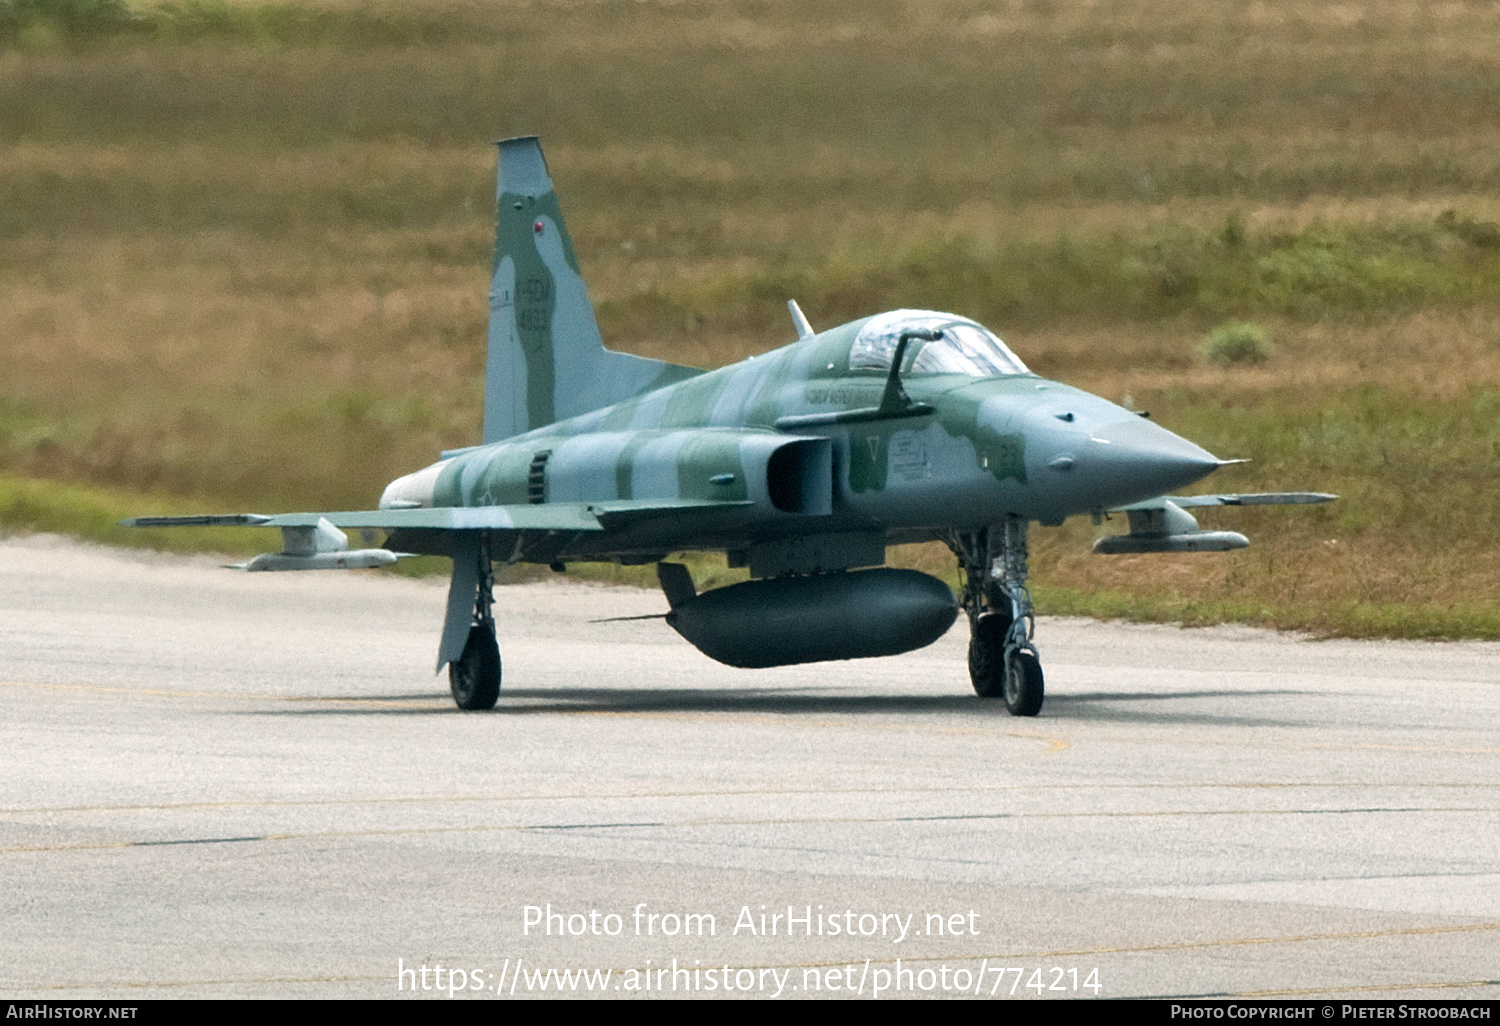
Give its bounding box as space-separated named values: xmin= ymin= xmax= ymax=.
xmin=531 ymin=213 xmax=612 ymax=421
xmin=708 ymin=358 xmax=772 ymax=427
xmin=625 ymin=384 xmax=677 ymax=432
xmin=630 ymin=431 xmax=691 ymax=501
xmin=483 ymin=255 xmax=525 ymax=443
xmin=549 ymin=433 xmax=632 ymax=503
xmin=496 ymin=136 xmax=552 ymax=196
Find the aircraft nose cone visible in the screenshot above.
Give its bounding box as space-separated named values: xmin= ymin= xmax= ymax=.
xmin=1080 ymin=416 xmax=1222 ymax=506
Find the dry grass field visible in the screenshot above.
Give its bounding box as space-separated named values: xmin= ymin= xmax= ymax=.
xmin=3 ymin=0 xmax=1500 ymax=635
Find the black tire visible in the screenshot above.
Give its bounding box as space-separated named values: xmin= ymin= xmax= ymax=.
xmin=968 ymin=610 xmax=1012 ymax=698
xmin=449 ymin=624 xmax=501 ymax=710
xmin=1003 ymin=649 xmax=1044 ymax=717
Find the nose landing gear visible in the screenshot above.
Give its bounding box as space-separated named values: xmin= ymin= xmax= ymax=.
xmin=948 ymin=517 xmax=1044 ymax=716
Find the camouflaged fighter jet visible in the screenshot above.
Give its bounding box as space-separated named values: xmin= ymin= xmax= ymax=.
xmin=125 ymin=136 xmax=1333 ymax=716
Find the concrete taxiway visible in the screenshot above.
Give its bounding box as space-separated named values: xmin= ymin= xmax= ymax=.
xmin=1 ymin=534 xmax=1497 ymax=999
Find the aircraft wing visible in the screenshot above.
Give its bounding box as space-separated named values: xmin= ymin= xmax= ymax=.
xmin=124 ymin=497 xmax=752 ymax=534
xmin=265 ymin=505 xmax=604 ymax=532
xmin=1095 ymin=492 xmax=1336 ymax=554
xmin=1112 ymin=492 xmax=1337 ymax=511
xmin=122 ymin=499 xmax=753 ymax=570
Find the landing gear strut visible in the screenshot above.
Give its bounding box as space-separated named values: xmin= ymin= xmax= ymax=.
xmin=449 ymin=535 xmax=501 ymax=710
xmin=947 ymin=517 xmax=1044 ymax=716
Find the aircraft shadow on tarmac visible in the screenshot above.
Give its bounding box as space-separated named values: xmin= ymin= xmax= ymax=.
xmin=240 ymin=685 xmax=1319 ymax=728
xmin=1042 ymin=689 xmax=1325 ymax=728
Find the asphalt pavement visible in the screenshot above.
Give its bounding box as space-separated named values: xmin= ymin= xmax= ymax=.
xmin=2 ymin=534 xmax=1497 ymax=1000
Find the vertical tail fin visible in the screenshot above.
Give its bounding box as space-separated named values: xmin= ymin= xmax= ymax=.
xmin=483 ymin=137 xmax=700 ymax=443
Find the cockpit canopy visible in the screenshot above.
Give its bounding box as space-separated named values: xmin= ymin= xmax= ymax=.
xmin=848 ymin=309 xmax=1029 ymax=378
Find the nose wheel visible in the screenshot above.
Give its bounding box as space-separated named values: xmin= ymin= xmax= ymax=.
xmin=1001 ymin=649 xmax=1045 ymax=717
xmin=949 ymin=518 xmax=1044 ymax=716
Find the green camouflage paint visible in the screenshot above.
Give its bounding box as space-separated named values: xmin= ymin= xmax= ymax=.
xmin=614 ymin=432 xmax=655 ymax=500
xmin=496 ymin=189 xmax=576 ymax=430
xmin=847 ymin=430 xmax=889 ymax=492
xmin=661 ymin=370 xmax=734 ymax=429
xmin=927 ymin=379 xmax=1028 ymax=485
xmin=675 ymin=432 xmax=749 ymax=502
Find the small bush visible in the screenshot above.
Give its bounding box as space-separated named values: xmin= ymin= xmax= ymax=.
xmin=0 ymin=0 xmax=139 ymax=44
xmin=1436 ymin=209 xmax=1500 ymax=250
xmin=1200 ymin=321 xmax=1274 ymax=365
xmin=0 ymin=0 xmax=471 ymax=48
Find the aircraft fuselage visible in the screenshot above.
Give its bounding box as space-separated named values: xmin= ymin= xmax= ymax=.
xmin=381 ymin=315 xmax=1221 ymax=570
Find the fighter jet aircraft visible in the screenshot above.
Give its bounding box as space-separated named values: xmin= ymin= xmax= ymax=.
xmin=125 ymin=137 xmax=1332 ymax=716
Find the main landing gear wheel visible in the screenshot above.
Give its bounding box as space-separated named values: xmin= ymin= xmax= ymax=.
xmin=1003 ymin=649 xmax=1044 ymax=717
xmin=968 ymin=610 xmax=1011 ymax=699
xmin=450 ymin=623 xmax=501 ymax=710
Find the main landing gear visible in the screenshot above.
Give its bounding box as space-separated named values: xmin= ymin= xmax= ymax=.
xmin=947 ymin=517 xmax=1044 ymax=716
xmin=449 ymin=536 xmax=501 ymax=710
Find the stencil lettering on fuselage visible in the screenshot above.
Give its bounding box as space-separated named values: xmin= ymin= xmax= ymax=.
xmin=804 ymin=385 xmax=882 ymax=407
xmin=891 ymin=432 xmax=932 ymax=482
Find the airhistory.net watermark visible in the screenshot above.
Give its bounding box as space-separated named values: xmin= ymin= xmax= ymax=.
xmin=397 ymin=957 xmax=1102 ymax=998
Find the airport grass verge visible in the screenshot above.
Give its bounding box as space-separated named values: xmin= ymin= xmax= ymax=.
xmin=0 ymin=474 xmax=267 ymax=555
xmin=6 ymin=0 xmax=1500 ymax=639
